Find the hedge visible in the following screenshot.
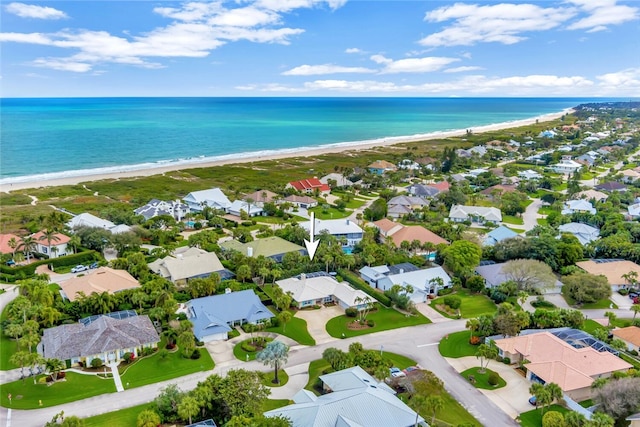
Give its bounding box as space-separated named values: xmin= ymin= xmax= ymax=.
xmin=0 ymin=250 xmax=99 ymax=280
xmin=337 ymin=269 xmax=392 ymax=307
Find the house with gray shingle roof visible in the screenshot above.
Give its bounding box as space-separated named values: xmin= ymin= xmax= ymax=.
xmin=449 ymin=205 xmax=502 ymax=224
xmin=185 ymin=290 xmax=273 ymax=342
xmin=38 ymin=312 xmax=159 ymax=367
xmin=220 ymin=236 xmax=306 ymax=262
xmin=148 ymin=247 xmax=231 ymax=285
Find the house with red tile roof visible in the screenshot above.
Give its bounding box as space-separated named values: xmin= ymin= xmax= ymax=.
xmin=428 ymin=181 xmax=450 ymax=193
xmin=286 ymin=178 xmax=330 ymax=194
xmin=31 ymin=230 xmax=71 ymax=259
xmin=372 ymin=219 xmax=448 ymax=256
xmin=612 ymin=326 xmax=640 ymax=353
xmin=0 ymin=233 xmax=21 ymax=256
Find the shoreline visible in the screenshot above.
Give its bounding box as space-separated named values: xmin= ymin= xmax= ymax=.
xmin=1 ymin=109 xmax=571 ymax=192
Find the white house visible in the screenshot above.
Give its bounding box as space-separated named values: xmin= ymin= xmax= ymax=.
xmin=629 ymin=203 xmax=640 ymax=219
xmin=300 ymin=218 xmax=363 ymax=249
xmin=227 ymin=200 xmax=264 ymax=217
xmin=183 ymin=188 xmax=231 ymax=212
xmin=66 ymin=213 xmax=131 ymax=234
xmin=558 ymin=223 xmax=600 ymax=246
xmin=449 ymin=205 xmax=502 ymax=224
xmin=359 ymin=264 xmax=452 ymax=302
xmin=275 ymin=273 xmax=374 ymax=310
xmin=134 ymin=199 xmax=190 ymax=221
xmin=31 ymin=230 xmax=70 ymax=258
xmin=550 ymin=157 xmax=582 ymax=174
xmin=518 ymin=170 xmax=543 ymax=180
xmin=561 ymin=199 xmax=596 ymax=215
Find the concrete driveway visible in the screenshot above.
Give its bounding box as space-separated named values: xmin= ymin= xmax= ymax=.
xmin=294 ymin=305 xmax=342 ymax=344
xmin=446 ymin=356 xmax=533 ymax=419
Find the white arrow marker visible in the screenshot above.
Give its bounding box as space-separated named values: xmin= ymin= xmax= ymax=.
xmin=304 ymin=212 xmax=320 ymax=261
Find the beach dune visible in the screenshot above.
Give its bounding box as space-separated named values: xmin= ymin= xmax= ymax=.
xmin=1 ymin=109 xmax=570 ymax=193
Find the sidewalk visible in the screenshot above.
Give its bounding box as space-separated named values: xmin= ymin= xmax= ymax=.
xmin=268 ymin=362 xmax=310 ymax=400
xmin=415 ymin=302 xmax=450 ymax=323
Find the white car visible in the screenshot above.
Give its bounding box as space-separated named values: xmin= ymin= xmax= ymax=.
xmin=71 ymin=265 xmax=88 ymax=273
xmin=389 ymin=367 xmax=406 ymax=378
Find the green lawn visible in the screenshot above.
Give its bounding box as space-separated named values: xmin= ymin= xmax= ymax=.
xmin=325 ymin=305 xmax=431 ymax=338
xmin=260 ymin=369 xmax=289 ymax=387
xmin=518 ymin=405 xmax=569 ymax=427
xmin=536 ymin=218 xmax=548 ymax=226
xmin=562 ymin=291 xmax=615 ymax=309
xmin=232 ymin=337 xmax=273 ymax=362
xmin=439 ymin=330 xmax=479 ymax=358
xmin=266 ymin=312 xmax=316 ymax=346
xmin=0 ymin=372 xmax=116 ymax=409
xmin=0 ymin=307 xmax=19 ymax=370
xmin=262 ymin=399 xmax=291 ymax=412
xmin=119 ymin=345 xmax=214 ymax=388
xmin=502 ymin=215 xmax=524 ymax=225
xmin=307 ymin=206 xmax=351 ymax=220
xmin=581 ymin=319 xmax=606 ymax=334
xmin=460 ymin=367 xmax=506 ymax=390
xmin=430 ymin=289 xmax=497 ymax=319
xmin=343 ymin=198 xmax=366 ymax=209
xmin=84 ymin=403 xmax=153 ymax=427
xmin=537 ymin=206 xmax=557 ymax=215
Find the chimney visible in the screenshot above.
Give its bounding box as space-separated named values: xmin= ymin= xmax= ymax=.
xmin=346 ymin=219 xmax=350 ymax=225
xmin=399 ymin=268 xmax=404 ymax=274
xmin=300 ymin=273 xmax=306 ymax=281
xmin=247 ymin=247 xmax=254 ymax=257
xmin=225 ymin=288 xmax=231 ymax=294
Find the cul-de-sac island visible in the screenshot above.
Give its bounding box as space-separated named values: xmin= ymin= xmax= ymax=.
xmin=1 ymin=102 xmax=640 ymax=427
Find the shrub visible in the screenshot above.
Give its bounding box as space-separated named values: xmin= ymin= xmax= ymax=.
xmin=242 ymin=342 xmax=257 ymax=352
xmin=367 ymin=319 xmax=375 ymax=327
xmin=90 ymin=358 xmax=103 ymax=369
xmin=489 ymin=289 xmax=507 ymax=304
xmin=488 ymin=371 xmax=500 ymax=386
xmin=123 ymin=352 xmax=134 ymax=364
xmin=190 ymin=349 xmax=201 ymax=359
xmin=619 ymin=288 xmax=629 ymax=296
xmin=57 ymin=371 xmax=66 ymax=380
xmin=503 ymin=357 xmax=511 ymax=364
xmin=437 ymin=288 xmax=454 ymax=296
xmin=338 ymin=269 xmax=391 ymax=307
xmin=345 ymin=307 xmax=358 ymax=317
xmin=443 ymin=295 xmax=462 ymax=310
xmin=469 ymin=336 xmax=481 ymax=345
xmin=195 ymin=340 xmax=204 ymax=347
xmin=269 ymin=317 xmax=281 ymax=327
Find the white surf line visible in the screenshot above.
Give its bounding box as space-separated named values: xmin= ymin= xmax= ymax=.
xmin=416 ymin=343 xmax=439 ymax=348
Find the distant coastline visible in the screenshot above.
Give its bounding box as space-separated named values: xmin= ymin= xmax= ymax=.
xmin=1 ymin=108 xmax=571 ymax=192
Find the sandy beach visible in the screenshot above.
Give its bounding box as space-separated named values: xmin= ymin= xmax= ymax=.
xmin=2 ymin=109 xmax=571 ymax=193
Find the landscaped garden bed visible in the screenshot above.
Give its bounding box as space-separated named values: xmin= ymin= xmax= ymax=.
xmin=461 ymin=367 xmax=506 ymax=390
xmin=233 ymin=336 xmax=273 ymax=361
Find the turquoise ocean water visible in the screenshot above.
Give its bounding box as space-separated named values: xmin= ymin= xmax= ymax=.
xmin=0 ymin=97 xmax=612 ymax=184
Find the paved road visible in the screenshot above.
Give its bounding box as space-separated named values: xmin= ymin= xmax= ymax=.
xmin=0 ymin=320 xmax=519 ymax=427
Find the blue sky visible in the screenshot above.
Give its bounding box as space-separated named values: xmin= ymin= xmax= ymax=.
xmin=1 ymin=0 xmax=639 ymax=97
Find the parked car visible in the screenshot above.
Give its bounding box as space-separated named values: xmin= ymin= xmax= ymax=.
xmin=71 ymin=265 xmax=88 ymax=273
xmin=629 ymin=292 xmax=638 ymax=299
xmin=529 ymin=396 xmax=537 ymax=406
xmin=402 ymin=366 xmax=419 ymax=375
xmin=5 ymin=260 xmax=15 ymax=266
xmin=89 ymin=262 xmax=98 ymax=269
xmin=389 ymin=367 xmax=406 ymax=378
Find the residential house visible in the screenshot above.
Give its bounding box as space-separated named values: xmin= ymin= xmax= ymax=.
xmin=300 ymin=218 xmax=363 ymax=249
xmin=386 ymin=195 xmax=428 ymax=218
xmin=576 ymin=153 xmax=598 ymax=167
xmin=576 ymin=189 xmax=608 ymax=203
xmin=407 ymin=183 xmax=440 ymax=198
xmin=397 ymin=159 xmax=421 ymax=171
xmin=561 ymin=199 xmax=596 ymax=215
xmin=457 ymin=146 xmax=487 ymax=158
xmin=286 ymin=178 xmax=331 ymax=194
xmin=494 ymin=331 xmax=631 ymax=401
xmin=283 ymin=194 xmax=318 ymax=209
xmin=148 ymin=247 xmax=230 ymax=285
xmin=627 ymin=413 xmax=640 ymax=427
xmin=220 ymin=236 xmax=306 ymax=262
xmin=31 ymin=230 xmax=70 ymax=258
xmin=319 ymin=173 xmax=354 ymax=188
xmin=227 ymin=200 xmax=264 ymax=217
xmin=549 ymin=157 xmax=582 ymax=174
xmin=628 ymin=203 xmax=640 ymax=219
xmin=475 ymin=262 xmax=563 ymax=289
xmin=59 ymin=267 xmax=141 ymax=302
xmin=518 ymin=170 xmax=543 ymax=181
xmin=183 ymin=188 xmax=232 ymax=212
xmin=483 ymin=225 xmax=519 ymax=246
xmin=372 ymin=219 xmax=448 ymax=255
xmin=594 ymin=181 xmax=628 ymax=192
xmin=134 ymin=199 xmax=190 ymax=221
xmin=275 ymin=273 xmax=374 ymax=310
xmin=558 ymin=223 xmax=600 ymax=246
xmin=368 ymin=160 xmax=397 ymax=175
xmin=429 ymin=181 xmax=450 ymax=193
xmin=0 ymin=233 xmax=20 ymax=256
xmin=243 ymin=190 xmax=280 ymax=206
xmin=38 ymin=312 xmax=159 ymax=367
xmin=576 ymin=259 xmax=640 ymax=291
xmin=359 ymin=263 xmax=452 ymax=302
xmin=265 ymin=366 xmax=424 ymax=427
xmin=449 ymin=205 xmax=502 ymax=225
xmin=67 ymin=213 xmax=131 ymax=234
xmin=538 ymin=130 xmax=558 ymax=138
xmin=480 ymin=184 xmax=517 ymax=200
xmin=185 ymin=290 xmax=273 ymax=342
xmin=612 ymin=326 xmax=640 ymax=353
xmin=621 ymin=169 xmax=640 ymax=183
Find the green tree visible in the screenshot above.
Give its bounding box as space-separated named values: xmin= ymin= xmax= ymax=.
xmin=502 ymin=259 xmax=557 ymax=292
xmin=475 ymin=343 xmax=498 ymax=373
xmin=563 ymin=272 xmax=611 ymax=305
xmin=542 ymin=411 xmax=565 ymax=427
xmin=588 ymin=412 xmax=614 ymax=427
xmin=60 ymin=416 xmax=85 ymax=427
xmin=322 ymin=347 xmax=352 ymax=371
xmin=256 ymin=340 xmax=289 ymax=384
xmin=219 ymin=369 xmax=270 ymax=418
xmin=136 ymin=409 xmax=161 ymax=427
xmin=177 ymin=330 xmax=196 ymax=358
xmin=177 ymin=395 xmax=200 ymax=425
xmin=45 ymin=358 xmax=65 ymax=382
xmin=154 ymin=383 xmax=184 ymax=423
xmin=423 ymin=395 xmax=444 ymax=425
xmin=10 ymin=351 xmax=31 ymax=381
xmin=442 ymin=240 xmax=482 ymax=279
xmin=277 ymin=310 xmax=292 ymax=332
xmin=564 ymin=411 xmax=587 ymax=427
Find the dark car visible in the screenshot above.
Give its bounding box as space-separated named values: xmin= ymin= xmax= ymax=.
xmin=529 ymin=396 xmax=537 ymax=406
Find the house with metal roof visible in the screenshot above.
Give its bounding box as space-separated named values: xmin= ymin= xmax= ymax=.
xmin=368 ymin=160 xmax=397 ymax=175
xmin=275 ymin=273 xmax=373 ymax=310
xmin=67 ymin=213 xmax=131 ymax=234
xmin=227 ymin=200 xmax=264 ymax=217
xmin=220 ymin=236 xmax=306 ymax=262
xmin=449 ymin=205 xmax=502 ymax=225
xmin=359 ymin=264 xmax=452 ymax=302
xmin=38 ymin=312 xmax=159 ymax=367
xmin=148 ymin=247 xmax=231 ymax=285
xmin=185 ymin=290 xmax=273 ymax=342
xmin=558 ymin=223 xmax=600 ymax=246
xmin=475 ymin=262 xmax=563 ymax=290
xmin=134 ymin=199 xmax=190 ymax=221
xmin=483 ymin=225 xmax=519 ymax=246
xmin=300 ymin=218 xmax=363 ymax=250
xmin=549 ymin=157 xmax=582 ymax=174
xmin=183 ymin=188 xmax=231 ymax=212
xmin=561 ymin=199 xmax=596 ymax=215
xmin=265 ymin=366 xmax=425 ymax=427
xmin=518 ymin=169 xmax=543 ymax=180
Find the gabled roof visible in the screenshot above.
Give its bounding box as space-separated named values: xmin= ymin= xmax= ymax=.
xmin=475 ymin=262 xmax=563 ymax=288
xmin=134 ymin=199 xmax=188 ymax=220
xmin=60 ymin=267 xmax=140 ymax=301
xmin=376 ymin=266 xmax=451 ymax=294
xmin=184 ymin=188 xmax=231 ymax=209
xmin=228 ymin=200 xmax=264 ymax=215
xmin=276 ymin=275 xmax=371 ymax=307
xmin=301 ymin=219 xmax=363 ymax=236
xmin=612 ymin=326 xmax=640 ymax=347
xmin=429 ymin=181 xmax=450 ymax=192
xmin=407 ymin=184 xmax=440 ymax=198
xmin=0 ymin=233 xmax=20 ymax=255
xmin=372 ymin=218 xmax=402 ymax=235
xmin=148 ymin=247 xmax=225 ymax=282
xmin=288 ymin=178 xmax=330 ymax=192
xmin=220 ymin=236 xmax=305 ymax=259
xmin=67 ymin=213 xmax=115 ymax=230
xmin=40 ymin=314 xmax=159 ymax=361
xmin=595 ymin=181 xmax=627 ymax=191
xmin=32 ymin=230 xmax=71 ymax=246
xmin=186 ymin=290 xmax=273 ymax=340
xmin=576 ymin=189 xmax=608 ymax=201
xmin=244 ymin=190 xmax=279 ymax=204
xmin=388 ymin=225 xmax=448 ymax=247
xmin=368 ymin=160 xmax=397 ymax=171
xmin=479 ymin=184 xmax=517 ymax=196
xmin=494 ymin=332 xmax=631 ymax=392
xmin=449 ymin=205 xmax=502 ymax=222
xmin=387 ymin=195 xmax=428 ymax=207
xmin=576 ymin=259 xmax=640 ymax=286
xmin=484 ymin=225 xmax=519 ymax=246
xmin=320 ymin=173 xmax=354 ymax=187
xmin=284 ymin=194 xmax=317 ymax=205
xmin=558 ymin=223 xmax=600 ymax=246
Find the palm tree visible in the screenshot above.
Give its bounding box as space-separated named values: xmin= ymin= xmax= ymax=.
xmin=67 ymin=235 xmax=81 ymax=254
xmin=45 ymin=358 xmax=65 ymax=382
xmin=631 ymin=304 xmax=640 ymax=321
xmin=177 ymin=396 xmax=200 ymax=425
xmin=475 ymin=343 xmax=498 ymax=373
xmin=7 ymin=237 xmax=18 ymax=260
xmin=39 ymin=229 xmax=61 ymax=258
xmin=18 ymin=236 xmax=37 ymax=262
xmin=92 ymin=292 xmax=115 ymax=314
xmin=256 ymin=340 xmax=289 ymax=384
xmin=423 ymin=395 xmax=444 ymax=425
xmin=136 ymin=410 xmax=161 ymax=427
xmin=10 ymin=351 xmax=31 ymax=381
xmin=278 ymin=310 xmax=292 ymax=332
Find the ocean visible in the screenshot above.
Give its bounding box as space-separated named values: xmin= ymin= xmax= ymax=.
xmin=0 ymin=97 xmax=612 ymax=184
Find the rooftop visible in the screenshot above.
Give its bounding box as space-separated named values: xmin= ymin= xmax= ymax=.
xmin=576 ymin=259 xmax=640 ymax=285
xmin=60 ymin=267 xmax=140 ymax=302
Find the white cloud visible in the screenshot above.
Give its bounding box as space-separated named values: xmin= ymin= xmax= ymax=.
xmin=371 ymin=54 xmax=459 ymax=73
xmin=596 ymin=68 xmax=640 ymax=92
xmin=282 ymin=64 xmax=375 ymax=75
xmin=420 ymin=3 xmax=575 ymax=46
xmin=345 ymin=47 xmax=362 ymax=54
xmin=1 ymin=0 xmax=346 ymax=72
xmin=566 ymin=0 xmax=639 ymax=31
xmin=5 ymin=2 xmax=67 ymax=19
xmin=444 ymin=66 xmax=483 ymax=73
